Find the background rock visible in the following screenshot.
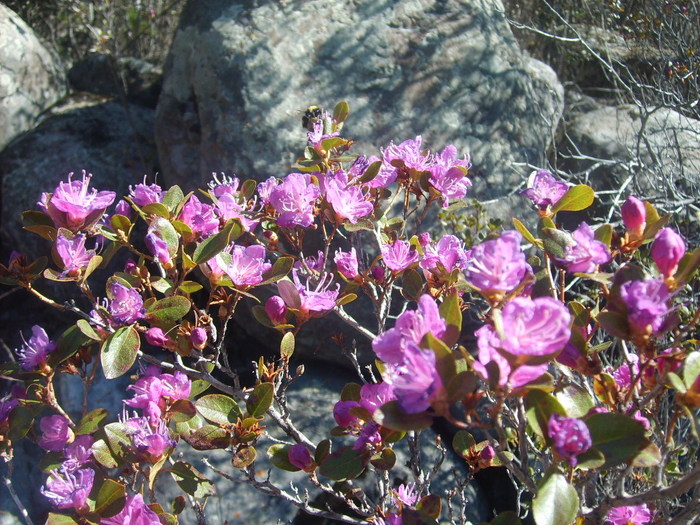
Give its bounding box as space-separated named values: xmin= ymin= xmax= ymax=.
xmin=0 ymin=3 xmax=67 ymax=152
xmin=155 ymin=0 xmax=564 ymax=201
xmin=0 ymin=98 xmax=158 ymax=258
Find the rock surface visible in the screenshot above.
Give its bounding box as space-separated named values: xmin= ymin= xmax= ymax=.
xmin=155 ymin=0 xmax=564 ymax=200
xmin=0 ymin=4 xmax=67 ymax=152
xmin=564 ymin=104 xmax=700 ymax=201
xmin=0 ymin=98 xmax=158 ymax=258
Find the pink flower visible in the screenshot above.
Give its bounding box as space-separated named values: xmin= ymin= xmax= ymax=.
xmin=16 ymin=325 xmax=56 ymax=371
xmin=124 ymin=414 xmax=176 ymax=462
xmin=322 ymin=170 xmax=373 ymax=223
xmin=114 ymin=199 xmax=132 ymax=218
xmin=279 ymin=271 xmax=339 ymax=315
xmin=218 ymin=244 xmax=271 ymax=287
xmin=100 ymin=493 xmax=161 ymax=525
xmin=39 ymin=171 xmax=116 ymax=232
xmin=56 ymin=233 xmax=96 ymax=278
xmin=190 ymin=327 xmax=207 ymax=349
xmin=145 ymin=327 xmax=169 ymax=347
xmin=179 ymin=195 xmax=220 ymax=239
xmin=472 ymin=324 xmax=549 ymax=389
xmin=41 ymin=467 xmax=94 ymax=510
xmin=288 ymin=444 xmax=315 ymax=471
xmin=62 ymin=435 xmax=94 ymax=472
xmin=428 ymin=145 xmax=472 ymax=207
xmin=359 ymin=382 xmax=396 ymax=414
xmin=605 ymin=504 xmax=652 ymax=525
xmin=621 ymin=196 xmax=646 ymax=236
xmin=129 ymin=179 xmax=162 ymax=207
xmin=420 ymin=235 xmax=468 ymax=278
xmin=374 ymin=136 xmax=432 ymax=188
xmin=381 ymin=342 xmax=442 ymax=413
xmin=521 ymin=169 xmax=568 ymax=209
xmin=107 ymin=281 xmax=145 ymax=325
xmin=611 ymin=354 xmax=639 ymax=390
xmin=394 ymin=483 xmax=418 ymax=506
xmin=333 ymin=400 xmax=360 ymax=427
xmin=335 ymin=247 xmax=360 ymax=279
xmin=269 ymin=173 xmax=320 ymax=228
xmin=0 ymin=398 xmax=18 ymax=423
xmin=381 ymin=240 xmax=420 ymax=272
xmin=619 ymin=279 xmax=671 ymax=336
xmin=373 ymin=295 xmax=446 ymax=364
xmin=499 ymin=297 xmax=571 ymax=358
xmin=464 ymin=231 xmax=532 ymax=294
xmin=39 ymin=415 xmax=73 ymax=451
xmin=265 ymin=296 xmax=287 ymax=325
xmin=558 ymin=222 xmax=611 ymax=274
xmin=651 ymin=228 xmax=686 ymax=278
xmin=548 ymin=414 xmax=592 ymax=466
xmin=145 ymin=230 xmax=172 ymax=266
xmin=295 ymin=250 xmax=325 ymax=273
xmin=210 ymin=173 xmax=259 ymax=232
xmin=125 ymin=368 xmax=191 ymax=424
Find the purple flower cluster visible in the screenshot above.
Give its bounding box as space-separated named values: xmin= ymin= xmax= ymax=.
xmin=619 ymin=279 xmax=671 ymax=337
xmin=381 ymin=240 xmax=420 ymax=272
xmin=321 ymin=170 xmax=373 ymax=224
xmin=606 ymin=504 xmax=652 ymax=525
xmin=125 ymin=366 xmax=192 ymax=424
xmin=333 ymin=382 xmax=396 ymax=450
xmin=15 ymin=325 xmax=56 ymax=371
xmin=548 ymin=414 xmax=592 ymax=466
xmin=218 ymin=244 xmax=271 ymax=287
xmin=419 ymin=234 xmax=468 ymax=281
xmin=267 ymin=173 xmax=320 ymax=228
xmin=558 ymin=222 xmax=611 ymax=274
xmin=107 ymin=281 xmax=145 ymax=325
xmin=101 ymin=493 xmax=161 ymax=525
xmin=464 ymin=231 xmax=532 ymax=297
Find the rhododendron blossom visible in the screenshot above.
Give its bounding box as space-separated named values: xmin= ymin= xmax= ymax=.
xmin=62 ymin=435 xmax=94 ymax=472
xmin=558 ymin=222 xmax=611 ymax=274
xmin=521 ymin=169 xmax=568 ymax=209
xmin=606 ymin=504 xmax=652 ymax=525
xmin=39 ymin=171 xmax=116 ymax=232
xmin=381 ymin=240 xmax=420 ymax=272
xmin=381 ymin=341 xmax=442 ymax=413
xmin=56 ymin=233 xmax=96 ymax=277
xmin=124 ymin=414 xmax=176 ymax=462
xmin=322 ymin=170 xmax=373 ymax=223
xmin=651 ymin=227 xmax=686 ymax=278
xmin=268 ymin=172 xmax=320 ymax=228
xmin=464 ymin=231 xmax=532 ymax=295
xmin=419 ymin=234 xmax=468 ymax=278
xmin=218 ymin=244 xmax=271 ymax=287
xmin=129 ymin=179 xmax=162 ymax=207
xmin=178 ymin=195 xmax=219 ymax=239
xmin=100 ymin=493 xmax=161 ymax=525
xmin=16 ymin=325 xmax=56 ymax=371
xmin=621 ymin=196 xmax=646 ymax=236
xmin=548 ymin=414 xmax=592 ymax=466
xmin=38 ymin=415 xmax=73 ymax=451
xmin=41 ymin=467 xmax=95 ymax=510
xmin=374 ymin=136 xmax=432 ymax=187
xmin=498 ymin=297 xmax=572 ymax=358
xmin=619 ymin=279 xmax=671 ymax=336
xmin=107 ymin=281 xmax=145 ymax=325
xmin=428 ymin=144 xmax=471 ymax=206
xmin=334 ymin=247 xmax=360 ymax=280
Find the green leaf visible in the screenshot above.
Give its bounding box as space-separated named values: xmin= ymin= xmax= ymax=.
xmin=149 ymin=216 xmax=179 ymax=256
xmin=75 ymin=408 xmax=109 ymax=435
xmin=341 ymin=383 xmax=362 ymax=401
xmin=452 ymin=430 xmax=476 ymax=457
xmin=512 ymin=217 xmax=541 ymax=247
xmin=575 ymin=447 xmax=606 ymax=470
xmin=401 ymin=269 xmax=423 ymax=301
xmin=145 ymin=296 xmax=191 ymax=328
xmin=268 ymin=444 xmax=299 ymax=472
xmin=416 ymin=494 xmax=441 ymax=520
xmin=343 ymin=218 xmax=374 ymax=232
xmin=94 ymin=479 xmax=126 ymax=518
xmin=259 ymin=256 xmax=294 ymax=285
xmin=162 ymin=185 xmax=185 ymax=213
xmin=101 ymin=326 xmax=140 ymax=379
xmin=489 ymin=511 xmax=522 ymax=525
xmin=597 ymin=311 xmax=629 ymax=339
xmin=374 ymin=401 xmax=433 ymax=432
xmin=142 ymin=202 xmax=171 ymax=218
xmin=318 ymin=446 xmax=367 ymax=481
xmin=586 ymin=413 xmax=648 ymax=467
xmin=76 ymin=319 xmax=101 ymax=341
xmin=355 ymin=160 xmax=382 ymax=185
xmin=332 ymin=101 xmax=350 ymax=124
xmin=49 ymin=324 xmax=92 ymax=367
xmin=555 ymin=385 xmax=595 ymax=419
xmin=336 ymin=293 xmax=357 ymax=306
xmin=246 ymin=383 xmax=274 ymax=418
xmin=45 ymin=514 xmax=79 ymax=525
xmin=196 ymin=394 xmax=242 ymax=424
xmin=370 ymin=447 xmax=396 ymax=470
xmin=642 ymin=213 xmax=671 ymax=241
xmin=280 ymin=332 xmax=295 ymax=359
xmin=103 ymin=422 xmax=133 ymax=461
xmin=683 ymin=352 xmax=700 ymax=389
xmin=525 ymin=390 xmax=566 ymax=442
xmin=192 ymin=220 xmax=239 ymax=264
xmin=551 ymin=184 xmax=595 ymax=213
xmin=170 ymin=399 xmax=197 ymax=423
xmin=232 ymin=445 xmax=257 ymax=469
xmin=189 ymin=379 xmax=211 ymax=397
xmin=170 ymin=461 xmax=216 ymax=499
xmin=532 ymin=468 xmax=579 ymax=525
xmin=315 ymin=439 xmax=331 ymax=464
xmin=594 ymin=224 xmax=613 ymax=246
xmin=7 ymin=406 xmax=33 ymax=441
xmin=402 ymin=508 xmax=439 ymax=525
xmin=674 ymin=247 xmax=700 ymax=284
xmin=541 ymin=227 xmax=575 ymax=259
xmin=92 ymin=438 xmax=118 ymax=468
xmin=178 ymin=280 xmax=204 ymax=294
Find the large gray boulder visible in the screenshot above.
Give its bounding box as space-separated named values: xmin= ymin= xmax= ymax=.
xmin=155 ymin=0 xmax=564 ymax=200
xmin=0 ymin=4 xmax=67 ymax=152
xmin=564 ymin=104 xmax=700 ymax=202
xmin=0 ymin=98 xmax=158 ymax=258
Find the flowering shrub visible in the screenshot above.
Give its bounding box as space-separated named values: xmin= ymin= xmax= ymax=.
xmin=0 ymin=102 xmax=698 ymax=525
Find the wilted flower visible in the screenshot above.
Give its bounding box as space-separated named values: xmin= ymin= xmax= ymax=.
xmin=651 ymin=228 xmax=686 ymax=278
xmin=179 ymin=195 xmax=219 ymax=239
xmin=16 ymin=325 xmax=56 ymax=371
xmin=621 ymin=196 xmax=646 ymax=237
xmin=129 ymin=178 xmax=162 ymax=207
xmin=265 ymin=296 xmax=287 ymax=325
xmin=381 ymin=240 xmax=420 ymax=272
xmin=521 ymin=169 xmax=568 ymax=210
xmin=548 ymin=414 xmax=592 ymax=466
xmin=558 ymin=222 xmax=611 ymax=274
xmin=56 ymin=233 xmax=96 ymax=278
xmin=428 ymin=145 xmax=471 ymax=207
xmin=218 ymin=244 xmax=271 ymax=287
xmin=288 ymin=444 xmax=315 ymax=471
xmin=605 ymin=504 xmax=652 ymax=525
xmin=619 ymin=279 xmax=671 ymax=336
xmin=268 ymin=172 xmax=320 ymax=228
xmin=464 ymin=231 xmax=532 ymax=296
xmin=107 ymin=281 xmax=145 ymax=325
xmin=335 ymin=247 xmax=360 ymax=280
xmin=41 ymin=466 xmax=94 ymax=510
xmin=100 ymin=493 xmax=161 ymax=525
xmin=39 ymin=171 xmax=116 ymax=232
xmin=38 ymin=414 xmax=73 ymax=451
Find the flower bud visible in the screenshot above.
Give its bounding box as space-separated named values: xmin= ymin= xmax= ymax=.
xmin=547 ymin=414 xmax=592 ymax=466
xmin=651 ymin=227 xmax=686 ymax=278
xmin=621 ymin=196 xmax=646 ymax=236
xmin=265 ymin=296 xmax=287 ymax=325
xmin=114 ymin=199 xmax=132 ymax=218
xmin=333 ymin=400 xmax=360 ymax=427
xmin=371 ymin=265 xmax=385 ymax=282
xmin=190 ymin=327 xmax=208 ymax=349
xmin=145 ymin=327 xmax=169 ymax=347
xmin=288 ymin=444 xmax=315 ymax=471
xmin=418 ymin=232 xmax=432 ymax=247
